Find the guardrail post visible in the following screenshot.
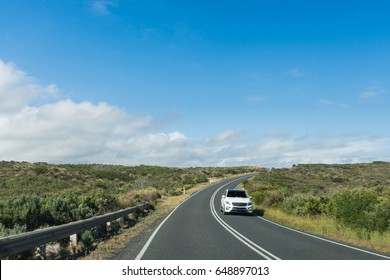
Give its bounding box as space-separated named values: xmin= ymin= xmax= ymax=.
xmin=70 ymin=233 xmax=78 ymax=252
xmin=38 ymin=244 xmax=46 ymax=260
xmin=122 ymin=215 xmax=135 ymax=227
xmin=96 ymin=224 xmax=107 ymax=237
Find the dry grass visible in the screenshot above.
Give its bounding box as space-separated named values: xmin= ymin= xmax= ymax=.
xmin=260 ymin=206 xmax=390 ymax=254
xmin=117 ymin=187 xmax=161 ymax=208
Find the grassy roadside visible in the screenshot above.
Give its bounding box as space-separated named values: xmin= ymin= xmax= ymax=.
xmin=241 ymin=163 xmax=390 ymax=255
xmin=236 ymin=177 xmax=390 ymax=255
xmin=256 ymin=206 xmax=390 ymax=254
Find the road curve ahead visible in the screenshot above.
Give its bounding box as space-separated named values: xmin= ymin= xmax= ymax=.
xmin=135 ymin=175 xmax=390 ymax=260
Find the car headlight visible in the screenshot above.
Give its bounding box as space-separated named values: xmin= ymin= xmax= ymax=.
xmin=248 ymin=202 xmax=252 ymax=206
xmin=225 ymin=201 xmax=231 ymax=205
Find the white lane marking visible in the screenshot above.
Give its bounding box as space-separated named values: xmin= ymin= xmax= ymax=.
xmin=210 ymin=179 xmax=281 ymax=260
xmin=257 ymin=216 xmax=390 ymax=260
xmin=135 ymin=202 xmax=180 ymax=260
xmin=135 ymin=178 xmax=234 ymax=260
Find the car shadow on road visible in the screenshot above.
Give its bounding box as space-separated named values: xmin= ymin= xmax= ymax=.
xmin=224 ymin=209 xmax=265 ymax=217
xmin=252 ymin=209 xmax=265 ymax=217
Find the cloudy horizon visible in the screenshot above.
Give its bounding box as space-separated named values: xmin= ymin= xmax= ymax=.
xmin=1 ymin=1 xmax=389 ymax=167
xmin=1 ymin=59 xmax=388 ymax=168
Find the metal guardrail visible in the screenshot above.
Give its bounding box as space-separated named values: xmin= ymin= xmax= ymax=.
xmin=0 ymin=202 xmax=150 ymax=258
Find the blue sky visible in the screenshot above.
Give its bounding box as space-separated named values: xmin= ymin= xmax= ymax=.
xmin=0 ymin=0 xmax=389 ymax=167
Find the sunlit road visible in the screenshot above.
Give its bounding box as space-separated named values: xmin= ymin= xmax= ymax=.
xmin=117 ymin=175 xmax=390 ymax=260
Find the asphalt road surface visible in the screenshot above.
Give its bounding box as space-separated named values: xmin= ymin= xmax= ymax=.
xmin=122 ymin=175 xmax=390 ymax=260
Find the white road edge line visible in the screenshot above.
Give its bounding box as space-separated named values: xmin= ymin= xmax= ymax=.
xmin=135 ymin=201 xmax=180 ymax=260
xmin=256 ymin=215 xmax=390 ymax=260
xmin=134 ymin=179 xmax=226 ymax=260
xmin=210 ymin=179 xmax=281 ymax=260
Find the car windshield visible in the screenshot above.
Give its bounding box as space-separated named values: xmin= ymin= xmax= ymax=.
xmin=227 ymin=190 xmax=247 ymax=198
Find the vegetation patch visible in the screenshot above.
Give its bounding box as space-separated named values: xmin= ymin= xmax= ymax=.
xmin=244 ymin=162 xmax=390 ymax=253
xmin=0 ymin=161 xmax=260 ymax=259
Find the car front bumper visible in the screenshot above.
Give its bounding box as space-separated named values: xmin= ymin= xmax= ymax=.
xmin=224 ymin=205 xmax=253 ymax=214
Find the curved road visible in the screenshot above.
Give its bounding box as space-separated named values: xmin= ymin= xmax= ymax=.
xmin=132 ymin=175 xmax=389 ymax=260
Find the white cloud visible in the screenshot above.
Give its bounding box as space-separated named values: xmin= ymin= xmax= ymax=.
xmin=317 ymin=99 xmax=349 ymax=109
xmin=359 ymin=91 xmax=379 ymax=99
xmin=0 ymin=60 xmax=58 ymax=112
xmin=205 ymin=136 xmax=390 ymax=167
xmin=1 ymin=59 xmax=389 ymax=167
xmin=317 ymin=99 xmax=334 ymax=106
xmin=265 ymin=128 xmax=290 ymax=138
xmin=0 ymin=98 xmax=154 ymax=163
xmin=91 ymin=1 xmax=116 ymax=15
xmin=279 ymin=137 xmax=390 ymax=166
xmin=204 ymin=129 xmax=242 ymax=146
xmin=287 ymin=68 xmax=304 ymax=78
xmin=247 ymin=95 xmax=265 ymax=102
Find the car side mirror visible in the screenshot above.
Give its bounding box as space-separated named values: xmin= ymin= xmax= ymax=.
xmin=249 ymin=196 xmax=252 ymax=199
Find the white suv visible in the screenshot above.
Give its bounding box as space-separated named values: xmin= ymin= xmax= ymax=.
xmin=220 ymin=189 xmax=253 ymax=215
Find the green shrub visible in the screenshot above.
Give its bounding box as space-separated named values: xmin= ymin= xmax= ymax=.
xmin=42 ymin=195 xmax=78 ymax=225
xmin=263 ymin=192 xmax=284 ymax=207
xmin=282 ymin=197 xmax=305 ymax=215
xmin=80 ymin=230 xmax=95 ymax=248
xmin=0 ymin=194 xmax=42 ymax=231
xmin=0 ymin=223 xmax=27 ymax=238
xmin=167 ymin=188 xmax=179 ymax=196
xmin=195 ymin=175 xmax=209 ymax=184
xmin=282 ymin=196 xmax=330 ymax=216
xmin=251 ymin=191 xmax=265 ymax=205
xmin=330 ymin=189 xmax=388 ymax=232
xmin=303 ymin=197 xmax=330 ymax=215
xmin=71 ymin=205 xmax=95 ymax=221
xmin=364 ymin=196 xmax=390 ymax=232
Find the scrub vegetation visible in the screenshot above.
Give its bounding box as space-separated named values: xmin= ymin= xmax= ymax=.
xmin=0 ymin=161 xmax=260 ymax=234
xmin=2 ymin=161 xmax=389 ymax=258
xmin=0 ymin=161 xmax=260 ymax=258
xmin=244 ymin=161 xmax=390 ymax=253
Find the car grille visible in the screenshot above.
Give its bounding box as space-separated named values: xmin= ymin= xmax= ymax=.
xmin=232 ymin=202 xmax=247 ymax=206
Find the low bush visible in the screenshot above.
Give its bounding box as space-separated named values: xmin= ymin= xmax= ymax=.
xmin=250 ymin=190 xmax=265 ymax=205
xmin=331 ymin=189 xmax=390 ymax=233
xmin=263 ymin=192 xmax=285 ymax=207
xmin=80 ymin=230 xmax=95 ymax=248
xmin=0 ymin=223 xmax=27 ymax=238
